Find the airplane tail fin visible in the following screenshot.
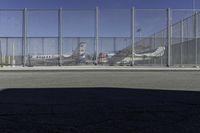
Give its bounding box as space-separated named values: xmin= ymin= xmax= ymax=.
xmin=73 ymin=42 xmax=87 ymax=58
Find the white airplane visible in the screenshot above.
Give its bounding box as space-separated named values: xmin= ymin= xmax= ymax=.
xmin=29 ymin=42 xmax=87 ymax=62
xmin=117 ymin=46 xmax=165 ymax=64
xmin=30 ymin=54 xmax=71 ymax=60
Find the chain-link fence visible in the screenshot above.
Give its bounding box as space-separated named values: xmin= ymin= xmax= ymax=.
xmin=0 ymin=8 xmax=199 ymax=67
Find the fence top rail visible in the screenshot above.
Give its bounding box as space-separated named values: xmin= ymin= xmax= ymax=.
xmin=0 ymin=8 xmax=199 ymax=11
xmin=171 ymin=9 xmax=200 ymax=11
xmin=0 ymin=9 xmax=23 ymax=11
xmin=0 ymin=37 xmax=132 ymax=38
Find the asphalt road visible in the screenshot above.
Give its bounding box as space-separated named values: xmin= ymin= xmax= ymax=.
xmin=0 ymin=71 xmax=200 ymax=132
xmin=0 ymin=71 xmax=199 ymax=90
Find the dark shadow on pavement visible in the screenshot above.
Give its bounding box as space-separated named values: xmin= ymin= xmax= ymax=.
xmin=0 ymin=88 xmax=200 ymax=133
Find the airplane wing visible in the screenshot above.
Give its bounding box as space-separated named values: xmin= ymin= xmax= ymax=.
xmin=134 ymin=46 xmax=165 ymax=58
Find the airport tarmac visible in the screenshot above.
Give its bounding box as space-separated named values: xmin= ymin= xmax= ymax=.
xmin=0 ymin=70 xmax=200 ymax=132
xmin=0 ymin=70 xmax=199 ymax=90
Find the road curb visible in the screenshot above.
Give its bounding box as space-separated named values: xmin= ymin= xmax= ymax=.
xmin=0 ymin=66 xmax=200 ymax=72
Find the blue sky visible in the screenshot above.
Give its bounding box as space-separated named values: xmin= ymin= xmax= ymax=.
xmin=0 ymin=0 xmax=199 ymax=37
xmin=0 ymin=0 xmax=198 ymax=42
xmin=0 ymin=0 xmax=199 ymax=9
xmin=0 ymin=0 xmax=199 ymax=56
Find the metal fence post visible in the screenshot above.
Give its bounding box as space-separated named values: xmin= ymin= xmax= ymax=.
xmin=161 ymin=31 xmax=164 ymax=66
xmin=167 ymin=8 xmax=171 ymax=67
xmin=194 ymin=11 xmax=198 ymax=66
xmin=58 ymin=8 xmax=63 ymax=66
xmin=95 ymin=7 xmax=99 ymax=65
xmin=0 ymin=40 xmax=2 ymax=67
xmin=23 ymin=8 xmax=27 ymax=67
xmin=42 ymin=38 xmax=45 ymax=64
xmin=153 ymin=33 xmax=156 ymax=65
xmin=131 ymin=7 xmax=135 ymax=66
xmin=180 ymin=19 xmax=184 ymax=66
xmin=6 ymin=38 xmax=8 ymax=65
xmin=113 ymin=37 xmax=116 ymax=53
